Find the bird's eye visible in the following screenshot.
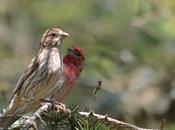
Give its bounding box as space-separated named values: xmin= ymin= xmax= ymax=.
xmin=50 ymin=33 xmax=57 ymax=37
xmin=76 ymin=53 xmax=81 ymax=57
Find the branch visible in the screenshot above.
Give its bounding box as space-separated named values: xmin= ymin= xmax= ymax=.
xmin=18 ymin=102 xmax=165 ymax=130
xmin=79 ymin=111 xmax=163 ymax=130
xmin=23 ymin=102 xmax=68 ymax=129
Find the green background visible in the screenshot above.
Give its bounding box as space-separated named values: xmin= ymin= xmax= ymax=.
xmin=0 ymin=0 xmax=175 ymax=129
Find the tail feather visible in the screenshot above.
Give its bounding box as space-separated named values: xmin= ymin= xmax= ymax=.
xmin=0 ymin=103 xmax=21 ymax=129
xmin=0 ymin=116 xmax=20 ymax=129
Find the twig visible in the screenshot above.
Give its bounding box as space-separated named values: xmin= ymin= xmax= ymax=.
xmin=92 ymin=77 xmax=102 ymax=110
xmin=22 ymin=102 xmax=68 ymax=129
xmin=159 ymin=119 xmax=166 ymax=130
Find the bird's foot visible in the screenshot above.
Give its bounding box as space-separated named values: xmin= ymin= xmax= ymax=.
xmin=39 ymin=99 xmax=66 ymax=112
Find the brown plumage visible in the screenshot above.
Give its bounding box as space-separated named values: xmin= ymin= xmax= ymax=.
xmin=0 ymin=28 xmax=69 ymax=128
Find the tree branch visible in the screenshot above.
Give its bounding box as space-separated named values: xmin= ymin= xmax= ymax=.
xmin=18 ymin=102 xmax=164 ymax=130
xmin=79 ymin=111 xmax=163 ymax=130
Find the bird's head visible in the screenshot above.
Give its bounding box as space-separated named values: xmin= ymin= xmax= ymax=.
xmin=40 ymin=28 xmax=70 ymax=47
xmin=64 ymin=47 xmax=85 ymax=69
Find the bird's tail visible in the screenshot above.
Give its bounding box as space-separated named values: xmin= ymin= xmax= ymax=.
xmin=0 ymin=102 xmax=22 ymax=129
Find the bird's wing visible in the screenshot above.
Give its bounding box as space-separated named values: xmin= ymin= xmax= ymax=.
xmin=9 ymin=56 xmax=39 ymax=103
xmin=48 ymin=73 xmax=65 ymax=100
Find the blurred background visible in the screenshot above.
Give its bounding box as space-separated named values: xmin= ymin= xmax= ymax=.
xmin=0 ymin=0 xmax=175 ymax=129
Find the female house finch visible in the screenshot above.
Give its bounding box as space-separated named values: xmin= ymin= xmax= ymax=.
xmin=0 ymin=28 xmax=70 ymax=128
xmin=51 ymin=47 xmax=85 ymax=102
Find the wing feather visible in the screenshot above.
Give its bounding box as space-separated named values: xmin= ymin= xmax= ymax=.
xmin=9 ymin=56 xmax=39 ymax=103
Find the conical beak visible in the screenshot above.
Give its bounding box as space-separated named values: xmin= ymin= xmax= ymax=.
xmin=61 ymin=32 xmax=70 ymax=38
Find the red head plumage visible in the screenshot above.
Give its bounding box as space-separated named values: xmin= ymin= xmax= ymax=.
xmin=63 ymin=47 xmax=85 ymax=69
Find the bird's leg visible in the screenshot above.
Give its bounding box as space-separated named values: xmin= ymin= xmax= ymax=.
xmin=39 ymin=98 xmax=58 ymax=111
xmin=39 ymin=99 xmax=66 ymax=112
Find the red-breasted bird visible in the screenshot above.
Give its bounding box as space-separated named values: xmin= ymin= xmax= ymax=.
xmin=51 ymin=47 xmax=85 ymax=102
xmin=0 ymin=28 xmax=70 ymax=128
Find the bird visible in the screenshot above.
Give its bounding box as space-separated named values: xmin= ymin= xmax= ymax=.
xmin=0 ymin=28 xmax=70 ymax=128
xmin=51 ymin=47 xmax=85 ymax=102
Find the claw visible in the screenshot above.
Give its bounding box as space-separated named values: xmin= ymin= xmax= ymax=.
xmin=39 ymin=99 xmax=56 ymax=111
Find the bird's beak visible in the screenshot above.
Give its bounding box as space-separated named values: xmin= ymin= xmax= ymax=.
xmin=61 ymin=32 xmax=70 ymax=38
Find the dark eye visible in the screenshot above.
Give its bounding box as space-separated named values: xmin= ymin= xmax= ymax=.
xmin=50 ymin=33 xmax=57 ymax=37
xmin=76 ymin=53 xmax=81 ymax=57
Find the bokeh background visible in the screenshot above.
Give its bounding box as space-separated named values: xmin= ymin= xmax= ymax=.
xmin=0 ymin=0 xmax=175 ymax=129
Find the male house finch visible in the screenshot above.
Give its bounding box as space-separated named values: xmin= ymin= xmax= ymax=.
xmin=0 ymin=28 xmax=69 ymax=128
xmin=51 ymin=47 xmax=85 ymax=101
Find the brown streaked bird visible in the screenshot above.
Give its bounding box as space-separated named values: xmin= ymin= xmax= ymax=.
xmin=0 ymin=28 xmax=70 ymax=128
